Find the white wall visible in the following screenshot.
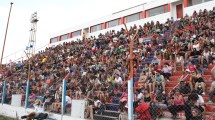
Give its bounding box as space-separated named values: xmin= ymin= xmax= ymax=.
xmin=0 ymin=104 xmax=85 ymax=120
xmin=143 ymin=12 xmax=171 ymax=24
xmin=171 ymin=1 xmax=183 ymax=20
xmin=144 ymin=0 xmax=169 ymax=10
xmin=49 ymin=4 xmax=145 ymax=38
xmin=184 ymin=1 xmax=215 ymax=16
xmin=49 ymin=0 xmax=215 ymax=45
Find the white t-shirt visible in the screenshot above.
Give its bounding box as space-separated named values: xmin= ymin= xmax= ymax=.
xmin=114 ymin=77 xmax=123 ymax=84
xmin=137 ymin=93 xmax=143 ymax=100
xmin=197 ymin=95 xmax=204 ymax=104
xmin=94 ymin=100 xmax=101 ymax=107
xmin=33 ymin=104 xmax=44 ymax=113
xmin=66 ymin=96 xmax=72 ymax=104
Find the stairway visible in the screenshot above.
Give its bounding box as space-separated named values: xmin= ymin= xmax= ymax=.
xmin=93 ymin=93 xmax=122 ymax=120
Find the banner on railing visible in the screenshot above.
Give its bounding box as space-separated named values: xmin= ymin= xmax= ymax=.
xmin=139 ymin=37 xmax=152 ymax=43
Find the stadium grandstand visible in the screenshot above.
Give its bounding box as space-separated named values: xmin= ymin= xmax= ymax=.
xmin=0 ymin=0 xmax=215 ymax=120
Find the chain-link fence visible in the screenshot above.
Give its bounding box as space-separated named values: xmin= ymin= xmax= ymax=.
xmin=0 ymin=6 xmax=215 ymax=120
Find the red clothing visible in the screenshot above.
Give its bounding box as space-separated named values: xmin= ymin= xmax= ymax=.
xmin=182 ymin=74 xmax=191 ymax=82
xmin=135 ymin=102 xmax=151 ymax=119
xmin=187 ymin=65 xmax=196 ymax=72
xmin=174 ymin=94 xmax=184 ymax=106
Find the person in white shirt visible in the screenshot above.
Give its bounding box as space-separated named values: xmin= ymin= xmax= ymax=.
xmin=114 ymin=74 xmax=123 ymax=89
xmin=21 ymin=100 xmax=48 ymax=119
xmin=66 ymin=95 xmax=72 ymax=105
xmin=162 ymin=63 xmax=172 ymax=81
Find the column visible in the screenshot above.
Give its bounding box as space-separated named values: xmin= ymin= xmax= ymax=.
xmin=142 ymin=10 xmax=146 ymax=18
xmin=184 ymin=0 xmax=188 ymax=8
xmin=168 ymin=3 xmax=171 ymax=12
xmin=57 ymin=36 xmax=61 ymax=41
xmin=120 ymin=17 xmax=124 ymax=24
xmin=103 ymin=22 xmax=106 ymax=29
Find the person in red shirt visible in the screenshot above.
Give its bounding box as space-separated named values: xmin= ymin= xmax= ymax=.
xmin=186 ymin=61 xmax=197 ymax=73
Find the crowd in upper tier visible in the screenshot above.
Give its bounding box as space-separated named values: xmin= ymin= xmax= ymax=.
xmin=0 ymin=7 xmax=215 ymax=120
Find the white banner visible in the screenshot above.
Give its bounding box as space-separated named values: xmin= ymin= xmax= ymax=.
xmin=71 ymin=100 xmax=85 ymax=119
xmin=11 ymin=94 xmax=22 ymax=107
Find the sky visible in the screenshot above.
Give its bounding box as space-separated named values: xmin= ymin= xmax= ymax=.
xmin=0 ymin=0 xmax=148 ymax=63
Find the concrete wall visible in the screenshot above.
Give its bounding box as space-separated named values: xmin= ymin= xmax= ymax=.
xmin=0 ymin=104 xmax=84 ymax=120
xmin=184 ymin=0 xmax=215 ymax=16
xmin=49 ymin=0 xmax=215 ymax=44
xmin=171 ymin=1 xmax=184 ymax=20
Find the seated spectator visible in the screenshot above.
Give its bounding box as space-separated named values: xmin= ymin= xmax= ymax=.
xmin=43 ymin=92 xmax=54 ymax=110
xmin=138 ymin=72 xmax=147 ymax=89
xmin=192 ymin=74 xmax=206 ymax=95
xmin=143 ymin=90 xmax=152 ymax=104
xmin=192 ymin=90 xmax=205 ymax=106
xmin=105 ymin=82 xmax=114 ymax=99
xmin=114 ymin=74 xmax=123 ymax=89
xmin=29 ymin=91 xmax=37 ymax=106
xmin=186 ymin=61 xmax=197 ymax=73
xmin=162 ymin=63 xmax=172 ymax=81
xmin=93 ymin=96 xmax=105 ymax=114
xmin=174 ymin=54 xmax=184 ymax=72
xmin=152 ymin=90 xmax=167 ymax=117
xmin=142 ymin=63 xmax=150 ymax=73
xmin=153 ymin=71 xmax=165 ymax=94
xmin=119 ymin=89 xmax=128 ymax=112
xmin=184 ymin=93 xmax=205 ymax=120
xmin=208 ymin=67 xmax=215 ymax=103
xmin=65 ymin=93 xmax=72 ymax=112
xmin=145 ymin=72 xmax=154 ymax=93
xmin=179 ymin=80 xmax=191 ymax=99
xmin=168 ymin=89 xmax=184 ymax=119
xmin=160 ymin=46 xmax=167 ymax=60
xmin=179 ymin=70 xmax=193 ymax=91
xmin=199 ymin=47 xmax=210 ymax=65
xmin=151 ymin=56 xmax=160 ymax=65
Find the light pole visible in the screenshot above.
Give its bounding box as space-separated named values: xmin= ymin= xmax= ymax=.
xmin=0 ymin=2 xmax=13 ymax=68
xmin=1 ymin=2 xmax=13 ymax=105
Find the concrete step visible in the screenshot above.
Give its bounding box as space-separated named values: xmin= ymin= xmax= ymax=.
xmin=166 ymin=81 xmax=212 ymax=87
xmin=94 ymin=114 xmax=118 ymax=120
xmin=102 ymin=110 xmax=120 ymax=118
xmin=105 ymin=103 xmax=119 ymax=111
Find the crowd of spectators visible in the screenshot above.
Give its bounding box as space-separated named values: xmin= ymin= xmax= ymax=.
xmin=0 ymin=7 xmax=215 ymax=120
